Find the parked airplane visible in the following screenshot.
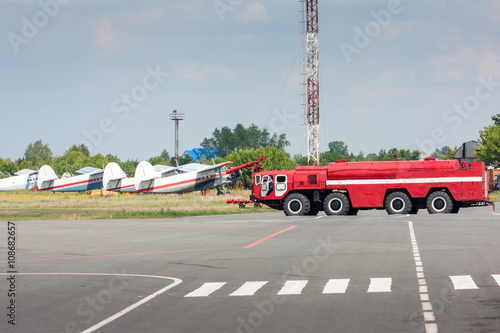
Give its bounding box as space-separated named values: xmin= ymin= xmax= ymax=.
xmin=133 ymin=156 xmax=265 ymax=194
xmin=0 ymin=169 xmax=38 ymax=191
xmin=102 ymin=162 xmax=136 ymax=193
xmin=37 ymin=165 xmax=103 ymax=192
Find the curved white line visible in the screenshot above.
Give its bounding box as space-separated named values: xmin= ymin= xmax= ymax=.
xmin=0 ymin=273 xmax=182 ymax=332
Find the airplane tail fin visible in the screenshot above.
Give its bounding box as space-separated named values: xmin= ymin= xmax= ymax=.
xmin=103 ymin=162 xmax=127 ymax=190
xmin=135 ymin=161 xmax=159 ymax=190
xmin=37 ymin=165 xmax=59 ymax=190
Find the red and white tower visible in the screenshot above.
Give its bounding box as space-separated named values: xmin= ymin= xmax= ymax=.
xmin=303 ymin=0 xmax=320 ymax=165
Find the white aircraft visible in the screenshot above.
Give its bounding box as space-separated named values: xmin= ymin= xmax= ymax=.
xmin=102 ymin=162 xmax=137 ymax=193
xmin=134 ymin=161 xmax=235 ymax=194
xmin=0 ymin=169 xmax=38 ymax=191
xmin=37 ymin=165 xmax=103 ymax=192
xmin=103 ymin=155 xmax=265 ymax=194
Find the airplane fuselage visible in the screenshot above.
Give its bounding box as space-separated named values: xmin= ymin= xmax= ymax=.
xmin=0 ymin=174 xmax=37 ymax=191
xmin=137 ymin=170 xmax=228 ymax=194
xmin=40 ymin=173 xmax=103 ymax=192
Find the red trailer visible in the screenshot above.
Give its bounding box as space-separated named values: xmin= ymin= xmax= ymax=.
xmin=249 ymin=157 xmax=491 ymax=216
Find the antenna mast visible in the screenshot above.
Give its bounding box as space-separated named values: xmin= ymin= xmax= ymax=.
xmin=303 ymin=0 xmax=320 ymax=165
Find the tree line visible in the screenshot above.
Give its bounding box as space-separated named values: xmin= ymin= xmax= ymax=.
xmin=3 ymin=116 xmax=500 ymax=181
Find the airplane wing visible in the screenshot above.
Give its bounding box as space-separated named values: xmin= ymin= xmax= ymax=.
xmin=181 ymin=161 xmax=233 ymax=174
xmin=153 ymin=165 xmax=173 ymax=173
xmin=76 ymin=167 xmax=103 ymax=175
xmin=14 ymin=169 xmax=38 ymax=176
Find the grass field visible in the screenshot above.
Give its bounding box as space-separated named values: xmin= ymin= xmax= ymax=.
xmin=0 ymin=189 xmax=263 ymax=221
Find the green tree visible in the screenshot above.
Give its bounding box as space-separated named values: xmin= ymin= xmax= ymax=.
xmin=148 ymin=149 xmax=173 ymax=166
xmin=52 ymin=150 xmax=90 ymax=175
xmin=328 ymin=141 xmax=349 ymax=157
xmin=118 ymin=160 xmax=139 ymax=177
xmin=491 ymin=114 xmax=500 ymax=127
xmin=477 ymin=125 xmax=500 ymax=165
xmin=201 ymin=124 xmax=290 ymax=157
xmin=293 ymin=154 xmax=308 ymax=166
xmin=67 ymin=144 xmax=91 ymax=157
xmin=23 ymin=140 xmax=53 ymax=167
xmin=443 ymin=146 xmax=457 ymax=160
xmin=0 ymin=158 xmax=18 ymax=178
xmin=218 ymin=146 xmax=296 ymax=187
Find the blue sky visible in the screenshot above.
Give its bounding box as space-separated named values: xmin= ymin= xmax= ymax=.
xmin=1 ymin=0 xmax=500 ymax=161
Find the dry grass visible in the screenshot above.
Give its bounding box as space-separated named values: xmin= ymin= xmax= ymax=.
xmin=0 ymin=189 xmax=263 ymax=220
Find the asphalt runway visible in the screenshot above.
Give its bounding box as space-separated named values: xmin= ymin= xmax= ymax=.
xmin=1 ymin=207 xmax=500 ymax=333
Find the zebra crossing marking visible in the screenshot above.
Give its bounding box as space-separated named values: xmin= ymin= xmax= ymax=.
xmin=322 ymin=278 xmax=350 ymax=294
xmin=277 ymin=280 xmax=309 ymax=295
xmin=184 ymin=282 xmax=226 ymax=297
xmin=229 ymin=281 xmax=268 ymax=296
xmin=367 ymin=278 xmax=392 ymax=293
xmin=449 ymin=275 xmax=478 ymax=290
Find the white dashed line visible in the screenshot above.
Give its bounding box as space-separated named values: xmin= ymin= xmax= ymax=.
xmin=408 ymin=221 xmax=439 ymax=333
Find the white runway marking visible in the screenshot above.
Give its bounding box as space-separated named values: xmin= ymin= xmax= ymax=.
xmin=229 ymin=281 xmax=268 ymax=296
xmin=492 ymin=274 xmax=500 ymax=286
xmin=0 ymin=272 xmax=182 ymax=333
xmin=185 ymin=282 xmax=226 ymax=297
xmin=407 ymin=221 xmax=439 ymax=333
xmin=277 ymin=280 xmax=309 ymax=295
xmin=322 ymin=279 xmax=350 ymax=294
xmin=367 ymin=278 xmax=392 ymax=293
xmin=449 ymin=275 xmax=479 ymax=290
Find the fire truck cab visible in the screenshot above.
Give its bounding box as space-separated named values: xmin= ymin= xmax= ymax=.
xmin=250 ymin=157 xmax=491 ymax=216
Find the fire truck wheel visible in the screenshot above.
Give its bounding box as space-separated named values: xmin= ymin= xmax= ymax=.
xmin=283 ymin=193 xmax=311 ymax=216
xmin=385 ymin=191 xmax=412 ymax=214
xmin=323 ymin=192 xmax=351 ymax=215
xmin=426 ymin=191 xmax=453 ymax=214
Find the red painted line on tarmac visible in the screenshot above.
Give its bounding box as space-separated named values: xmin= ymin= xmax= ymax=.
xmin=244 ymin=225 xmax=298 ymax=248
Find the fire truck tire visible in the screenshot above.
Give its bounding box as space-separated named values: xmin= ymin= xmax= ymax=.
xmin=426 ymin=191 xmax=453 ymax=214
xmin=323 ymin=192 xmax=351 ymax=215
xmin=385 ymin=191 xmax=412 ymax=214
xmin=349 ymin=208 xmax=359 ymax=215
xmin=283 ymin=193 xmax=311 ymax=216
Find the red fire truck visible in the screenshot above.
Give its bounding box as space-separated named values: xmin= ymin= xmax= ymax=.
xmin=249 ymin=157 xmax=491 ymax=216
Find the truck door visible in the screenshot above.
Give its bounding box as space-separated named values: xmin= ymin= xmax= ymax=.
xmin=261 ymin=175 xmax=269 ymax=197
xmin=274 ymin=175 xmax=287 ymax=197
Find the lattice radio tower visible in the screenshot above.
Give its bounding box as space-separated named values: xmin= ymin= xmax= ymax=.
xmin=302 ymin=0 xmax=320 ymax=166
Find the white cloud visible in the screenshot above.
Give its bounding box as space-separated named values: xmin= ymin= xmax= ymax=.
xmin=239 ymin=2 xmax=268 ymax=24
